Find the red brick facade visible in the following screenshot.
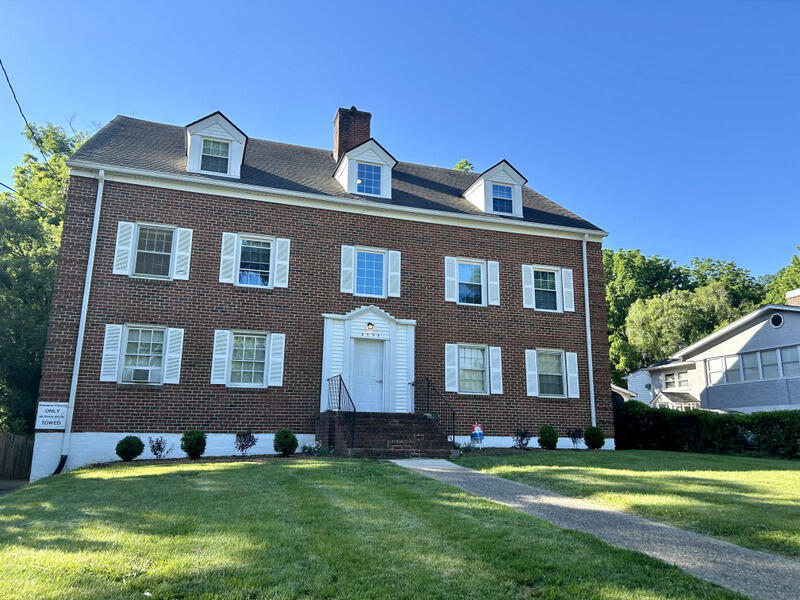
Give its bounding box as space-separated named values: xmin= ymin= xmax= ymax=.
xmin=38 ymin=175 xmax=612 ymax=439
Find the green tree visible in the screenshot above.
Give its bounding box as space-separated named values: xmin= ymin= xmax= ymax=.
xmin=625 ymin=282 xmax=743 ymax=365
xmin=686 ymin=257 xmax=765 ymax=309
xmin=764 ymin=248 xmax=800 ymax=304
xmin=0 ymin=124 xmax=85 ymax=434
xmin=454 ymin=159 xmax=474 ymax=172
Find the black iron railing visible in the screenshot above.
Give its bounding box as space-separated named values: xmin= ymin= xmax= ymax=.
xmin=410 ymin=378 xmax=456 ymax=447
xmin=327 ymin=374 xmax=356 ymax=449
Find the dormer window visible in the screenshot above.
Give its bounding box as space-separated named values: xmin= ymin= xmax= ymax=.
xmin=356 ymin=163 xmax=382 ymax=195
xmin=186 ymin=112 xmax=247 ymax=179
xmin=201 ymin=139 xmax=230 ymax=174
xmin=463 ymin=160 xmax=527 ymax=218
xmin=492 ymin=184 xmax=513 ymax=213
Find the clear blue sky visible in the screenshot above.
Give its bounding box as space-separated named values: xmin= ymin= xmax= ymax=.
xmin=1 ymin=0 xmax=798 ymax=276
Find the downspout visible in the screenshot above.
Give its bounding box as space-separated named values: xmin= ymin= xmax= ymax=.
xmin=55 ymin=169 xmax=105 ymax=474
xmin=582 ymin=233 xmax=597 ymax=427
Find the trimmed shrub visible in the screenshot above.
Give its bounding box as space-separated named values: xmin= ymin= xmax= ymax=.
xmin=181 ymin=430 xmax=207 ymax=459
xmin=301 ymin=441 xmax=333 ymax=456
xmin=614 ymin=401 xmax=800 ymax=458
xmin=274 ymin=429 xmax=298 ymax=456
xmin=235 ymin=431 xmax=258 ymax=456
xmin=584 ymin=426 xmax=605 ymax=450
xmin=537 ymin=425 xmax=558 ymax=450
xmin=512 ymin=428 xmax=532 ymax=449
xmin=115 ymin=435 xmax=144 ymax=462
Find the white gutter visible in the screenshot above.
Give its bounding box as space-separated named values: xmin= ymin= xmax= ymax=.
xmin=583 ymin=233 xmax=597 ymax=427
xmin=56 ymin=169 xmax=104 ymax=473
xmin=66 ymin=159 xmax=608 ymax=242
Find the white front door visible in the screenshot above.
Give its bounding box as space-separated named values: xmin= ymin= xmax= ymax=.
xmin=352 ymin=339 xmax=384 ymax=412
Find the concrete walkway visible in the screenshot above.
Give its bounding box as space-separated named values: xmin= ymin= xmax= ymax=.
xmin=391 ymin=458 xmax=800 ymax=600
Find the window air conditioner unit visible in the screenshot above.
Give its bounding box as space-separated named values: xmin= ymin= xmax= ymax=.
xmin=645 ymin=383 xmax=651 ymax=390
xmin=131 ymin=368 xmax=151 ymax=383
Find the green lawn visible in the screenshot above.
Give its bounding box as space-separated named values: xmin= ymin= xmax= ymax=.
xmin=0 ymin=458 xmax=743 ymax=600
xmin=454 ymin=450 xmax=800 ymax=560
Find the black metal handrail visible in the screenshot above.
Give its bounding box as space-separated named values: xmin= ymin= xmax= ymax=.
xmin=327 ymin=374 xmax=356 ymax=449
xmin=409 ymin=378 xmax=456 ymax=447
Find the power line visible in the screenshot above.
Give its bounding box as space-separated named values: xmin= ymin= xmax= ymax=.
xmin=0 ymin=181 xmax=60 ymax=218
xmin=0 ymin=56 xmax=65 ymax=183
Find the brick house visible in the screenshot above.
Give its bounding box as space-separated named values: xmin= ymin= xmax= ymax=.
xmin=31 ymin=107 xmax=612 ymax=480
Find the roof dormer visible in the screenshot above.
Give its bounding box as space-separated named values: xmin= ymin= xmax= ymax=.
xmin=463 ymin=160 xmax=527 ymax=218
xmin=186 ymin=112 xmax=247 ymax=178
xmin=331 ymin=106 xmax=396 ymax=199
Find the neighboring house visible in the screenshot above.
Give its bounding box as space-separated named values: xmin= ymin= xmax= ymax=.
xmin=611 ymin=384 xmax=637 ymax=404
xmin=625 ymin=298 xmax=800 ymax=414
xmin=30 ymin=107 xmax=612 ymax=480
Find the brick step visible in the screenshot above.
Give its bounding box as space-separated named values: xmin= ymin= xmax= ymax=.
xmin=349 ymin=447 xmax=453 ymax=459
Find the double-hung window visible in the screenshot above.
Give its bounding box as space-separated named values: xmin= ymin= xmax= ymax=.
xmin=537 ymin=350 xmax=566 ymax=397
xmin=664 ymin=373 xmax=676 ymax=389
xmin=458 ymin=346 xmax=488 ymax=394
xmin=491 ymin=184 xmax=513 ymax=213
xmin=356 ymin=163 xmax=381 ymax=195
xmin=742 ymin=352 xmax=760 ymax=381
xmin=677 ymin=371 xmax=690 ymax=387
xmin=458 ymin=261 xmax=484 ymax=305
xmin=113 ymin=222 xmax=193 ymax=281
xmin=781 ymin=347 xmax=800 ymax=377
xmin=356 ymin=249 xmax=385 ymax=296
xmin=760 ymin=350 xmax=780 ymax=379
xmin=134 ymin=226 xmax=174 ymax=277
xmin=210 ymin=329 xmax=286 ymax=388
xmin=533 ymin=270 xmax=559 ymax=311
xmin=230 ymin=333 xmax=268 ymax=386
xmin=99 ymin=324 xmax=185 ymax=385
xmin=219 ymin=233 xmax=291 ymax=289
xmin=201 ymin=139 xmax=230 ymax=174
xmin=340 ymin=246 xmax=401 ymax=298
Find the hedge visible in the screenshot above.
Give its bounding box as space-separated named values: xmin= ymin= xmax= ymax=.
xmin=614 ymin=401 xmax=800 ymax=458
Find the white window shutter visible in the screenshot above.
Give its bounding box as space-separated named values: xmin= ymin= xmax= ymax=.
xmin=562 ymin=268 xmax=575 ymax=312
xmin=487 ymin=261 xmax=500 ymax=306
xmin=387 ymin=250 xmax=401 ymax=297
xmin=100 ymin=324 xmax=123 ymax=381
xmin=172 ymin=228 xmax=193 ymax=280
xmin=210 ymin=330 xmax=231 ymax=384
xmin=219 ymin=233 xmax=237 ymax=284
xmin=522 ymin=265 xmax=535 ymax=308
xmin=268 ymin=333 xmax=286 ymax=386
xmin=525 ymin=349 xmax=539 ymax=396
xmin=273 ymin=238 xmax=291 ymax=288
xmin=112 ymin=222 xmax=135 ymax=275
xmin=445 ymin=343 xmax=458 ymax=392
xmin=489 ymin=346 xmax=503 ymax=394
xmin=444 ymin=257 xmax=458 ymax=302
xmin=566 ymin=351 xmax=580 ymax=398
xmin=340 ymin=245 xmax=355 ymax=293
xmin=163 ymin=328 xmax=185 ymax=384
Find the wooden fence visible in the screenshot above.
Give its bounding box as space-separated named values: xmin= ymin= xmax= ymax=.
xmin=0 ymin=432 xmax=34 ymax=479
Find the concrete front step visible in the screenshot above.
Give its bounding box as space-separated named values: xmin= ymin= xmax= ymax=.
xmin=349 ymin=447 xmax=453 ymax=459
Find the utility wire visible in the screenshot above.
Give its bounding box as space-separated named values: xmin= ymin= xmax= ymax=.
xmin=0 ymin=56 xmax=66 ymax=184
xmin=0 ymin=181 xmax=60 ymax=218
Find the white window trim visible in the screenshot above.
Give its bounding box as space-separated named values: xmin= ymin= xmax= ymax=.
xmin=456 ymin=258 xmax=487 ymax=307
xmin=705 ymin=345 xmax=800 ymax=386
xmin=117 ymin=324 xmax=167 ymax=386
xmin=353 ymin=246 xmax=389 ymax=299
xmin=355 ymin=162 xmax=384 ymax=198
xmin=536 ymin=348 xmax=567 ymax=398
xmin=234 ymin=233 xmax=276 ymax=290
xmin=530 ymin=264 xmax=563 ymax=313
xmin=226 ymin=330 xmax=271 ymax=389
xmin=489 ymin=183 xmax=514 ymax=215
xmin=130 ymin=223 xmax=177 ymax=281
xmin=198 ymin=137 xmax=232 ymax=176
xmin=456 ymin=343 xmax=489 ymax=395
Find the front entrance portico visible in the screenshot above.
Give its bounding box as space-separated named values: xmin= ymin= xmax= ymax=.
xmin=320 ymin=306 xmax=416 ymax=413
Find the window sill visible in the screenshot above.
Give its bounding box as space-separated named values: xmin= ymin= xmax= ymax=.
xmin=531 ymin=308 xmax=563 ymax=314
xmin=354 ymin=292 xmax=387 ymax=300
xmin=116 ymin=382 xmax=164 ymax=387
xmin=455 ymin=301 xmax=487 ymax=307
xmin=457 ymin=391 xmax=489 ymax=396
xmin=234 ymin=283 xmax=273 ymax=290
xmin=130 ymin=274 xmax=173 ymax=282
xmin=537 ymin=394 xmax=567 ymax=399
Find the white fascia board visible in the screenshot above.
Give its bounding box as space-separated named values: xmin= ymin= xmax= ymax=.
xmin=67 ymin=161 xmax=608 ymax=241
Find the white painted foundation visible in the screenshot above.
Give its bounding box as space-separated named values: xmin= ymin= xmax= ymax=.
xmin=454 ymin=435 xmax=616 ymax=451
xmin=30 ymin=431 xmax=316 ymax=482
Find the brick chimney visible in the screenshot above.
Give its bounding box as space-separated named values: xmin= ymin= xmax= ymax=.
xmin=786 ymin=288 xmax=800 ymax=307
xmin=333 ymin=106 xmax=371 ymax=161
